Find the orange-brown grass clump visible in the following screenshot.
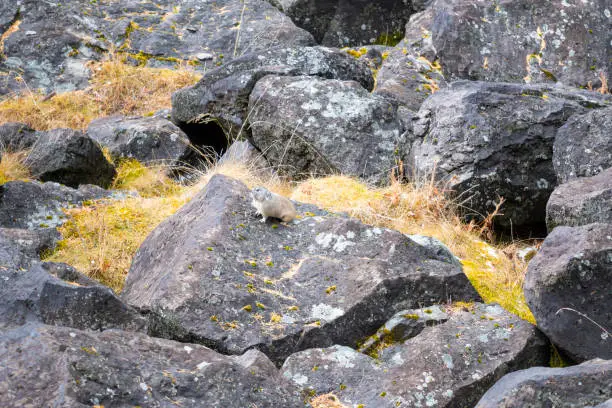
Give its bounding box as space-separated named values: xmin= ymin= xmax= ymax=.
xmin=0 ymin=54 xmax=200 ymax=131
xmin=310 ymin=393 xmax=349 ymax=408
xmin=0 ymin=150 xmax=30 ymax=184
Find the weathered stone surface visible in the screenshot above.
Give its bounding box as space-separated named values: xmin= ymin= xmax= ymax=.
xmin=409 ymin=80 xmax=611 ymax=228
xmin=0 ymin=180 xmax=112 ymax=229
xmin=554 ymin=106 xmax=612 ymax=183
xmin=0 ymin=262 xmax=147 ymax=332
xmin=400 ymin=0 xmax=611 ymax=88
xmin=0 ymin=323 xmax=304 ymax=408
xmin=0 ymin=122 xmax=39 ymax=152
xmin=87 ymin=115 xmax=192 ymax=166
xmin=546 ymin=168 xmax=612 ymax=231
xmin=171 ymin=46 xmax=375 ymax=144
xmin=122 ymin=175 xmax=480 ymax=364
xmin=475 ymin=359 xmax=612 ymax=408
xmin=272 ymin=0 xmax=427 ymax=47
xmin=25 ymin=128 xmax=116 ymax=188
xmin=374 ymin=50 xmax=447 ymax=110
xmin=0 ymin=227 xmax=59 ymax=271
xmin=407 ymin=234 xmax=462 ymax=267
xmin=0 ymin=0 xmax=314 ymax=95
xmin=524 ymin=223 xmax=612 ymax=362
xmin=282 ymin=303 xmax=549 ymax=407
xmin=248 ymin=75 xmax=405 ymax=184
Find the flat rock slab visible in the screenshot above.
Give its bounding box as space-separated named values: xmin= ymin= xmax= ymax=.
xmin=0 ymin=262 xmax=146 ymax=332
xmin=554 ymin=106 xmax=612 ymax=183
xmin=248 ymin=75 xmax=406 ymax=184
xmin=122 ymin=174 xmax=480 ymax=364
xmin=0 ymin=180 xmax=113 ymax=230
xmin=0 ymin=323 xmax=304 ymax=408
xmin=409 ymin=80 xmax=611 ymax=228
xmin=525 ymin=223 xmax=612 ymax=362
xmin=0 ymin=0 xmax=314 ymax=94
xmin=0 ymin=227 xmax=59 ymax=271
xmin=281 ymin=303 xmax=549 ymax=408
xmin=475 ymin=359 xmax=612 ymax=408
xmin=171 ymin=46 xmax=374 ymax=142
xmin=546 ymin=167 xmax=612 ymax=231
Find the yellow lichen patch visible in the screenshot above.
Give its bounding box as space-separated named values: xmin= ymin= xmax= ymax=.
xmin=0 ymin=150 xmax=30 ymax=184
xmin=0 ymin=54 xmax=200 ymax=131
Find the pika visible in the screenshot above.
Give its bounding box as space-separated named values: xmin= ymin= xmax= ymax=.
xmin=251 ymin=186 xmax=296 ymax=223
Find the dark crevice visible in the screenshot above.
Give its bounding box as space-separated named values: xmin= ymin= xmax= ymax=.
xmin=174 ymin=120 xmax=231 ymax=175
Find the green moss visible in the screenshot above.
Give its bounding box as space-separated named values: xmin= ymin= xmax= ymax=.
xmin=374 ymin=31 xmax=403 ymax=47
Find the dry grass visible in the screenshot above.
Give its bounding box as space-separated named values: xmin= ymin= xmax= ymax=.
xmin=310 ymin=394 xmax=349 ymax=408
xmin=0 ymin=150 xmax=30 ymax=184
xmin=0 ymin=54 xmax=200 ymax=131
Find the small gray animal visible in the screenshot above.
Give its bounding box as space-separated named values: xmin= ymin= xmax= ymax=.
xmin=251 ymin=186 xmax=296 ymax=223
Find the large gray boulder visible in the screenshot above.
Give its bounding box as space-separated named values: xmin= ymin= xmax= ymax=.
xmin=87 ymin=115 xmax=193 ymax=166
xmin=0 ymin=323 xmax=304 ymax=407
xmin=122 ymin=174 xmax=481 ymax=364
xmin=0 ymin=122 xmax=39 ymax=152
xmin=524 ymin=223 xmax=612 ymax=362
xmin=554 ymin=106 xmax=612 ymax=184
xmin=546 ymin=168 xmax=612 ymax=231
xmin=0 ymin=0 xmax=314 ymax=95
xmin=475 ymin=359 xmax=612 ymax=408
xmin=409 ymin=81 xmax=610 ymax=228
xmin=282 ymin=303 xmax=549 ymax=408
xmin=0 ymin=262 xmax=147 ymax=332
xmin=0 ymin=180 xmax=112 ymax=229
xmin=400 ymin=0 xmax=611 ymax=88
xmin=248 ymin=75 xmax=406 ymax=184
xmin=25 ymin=128 xmax=116 ymax=188
xmin=272 ymin=0 xmax=428 ymax=47
xmin=0 ymin=227 xmax=59 ymax=271
xmin=171 ymin=46 xmax=374 ymax=144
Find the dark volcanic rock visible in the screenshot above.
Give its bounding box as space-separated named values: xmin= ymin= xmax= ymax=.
xmin=171 ymin=46 xmax=375 ymax=143
xmin=0 ymin=227 xmax=59 ymax=271
xmin=0 ymin=323 xmax=304 ymax=408
xmin=0 ymin=262 xmax=147 ymax=332
xmin=248 ymin=75 xmax=406 ymax=184
xmin=409 ymin=80 xmax=610 ymax=228
xmin=26 ymin=128 xmax=116 ymax=188
xmin=87 ymin=115 xmax=192 ymax=166
xmin=475 ymin=359 xmax=612 ymax=408
xmin=0 ymin=0 xmax=314 ymax=95
xmin=546 ymin=168 xmax=612 ymax=231
xmin=400 ymin=0 xmax=612 ymax=88
xmin=0 ymin=180 xmax=112 ymax=229
xmin=554 ymin=106 xmax=612 ymax=184
xmin=282 ymin=303 xmax=549 ymax=408
xmin=122 ymin=174 xmax=480 ymax=364
xmin=273 ymin=0 xmax=427 ymax=47
xmin=524 ymin=223 xmax=612 ymax=362
xmin=0 ymin=122 xmax=39 ymax=152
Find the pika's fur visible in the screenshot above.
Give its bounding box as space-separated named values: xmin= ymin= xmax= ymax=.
xmin=251 ymin=186 xmax=296 ymax=223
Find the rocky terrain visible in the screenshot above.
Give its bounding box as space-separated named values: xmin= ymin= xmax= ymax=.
xmin=0 ymin=0 xmax=611 ymax=407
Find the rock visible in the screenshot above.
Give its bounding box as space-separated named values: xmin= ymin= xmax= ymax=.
xmin=0 ymin=227 xmax=60 ymax=271
xmin=0 ymin=0 xmax=314 ymax=95
xmin=524 ymin=223 xmax=612 ymax=362
xmin=401 ymin=0 xmax=611 ymax=89
xmin=122 ymin=174 xmax=481 ymax=364
xmin=0 ymin=122 xmax=39 ymax=152
xmin=25 ymin=128 xmax=116 ymax=188
xmin=248 ymin=75 xmax=405 ymax=184
xmin=407 ymin=234 xmax=462 ymax=267
xmin=87 ymin=115 xmax=193 ymax=167
xmin=409 ymin=80 xmax=611 ymax=229
xmin=554 ymin=106 xmax=612 ymax=183
xmin=0 ymin=323 xmax=304 ymax=407
xmin=273 ymin=0 xmax=427 ymax=47
xmin=171 ymin=46 xmax=375 ymax=145
xmin=374 ymin=50 xmax=447 ymax=110
xmin=282 ymin=303 xmax=549 ymax=407
xmin=546 ymin=168 xmax=612 ymax=231
xmin=0 ymin=180 xmax=112 ymax=229
xmin=475 ymin=359 xmax=612 ymax=408
xmin=0 ymin=262 xmax=147 ymax=332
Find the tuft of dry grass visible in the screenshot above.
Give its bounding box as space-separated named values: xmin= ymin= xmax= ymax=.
xmin=0 ymin=54 xmax=200 ymax=131
xmin=310 ymin=394 xmax=349 ymax=408
xmin=0 ymin=150 xmax=30 ymax=184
